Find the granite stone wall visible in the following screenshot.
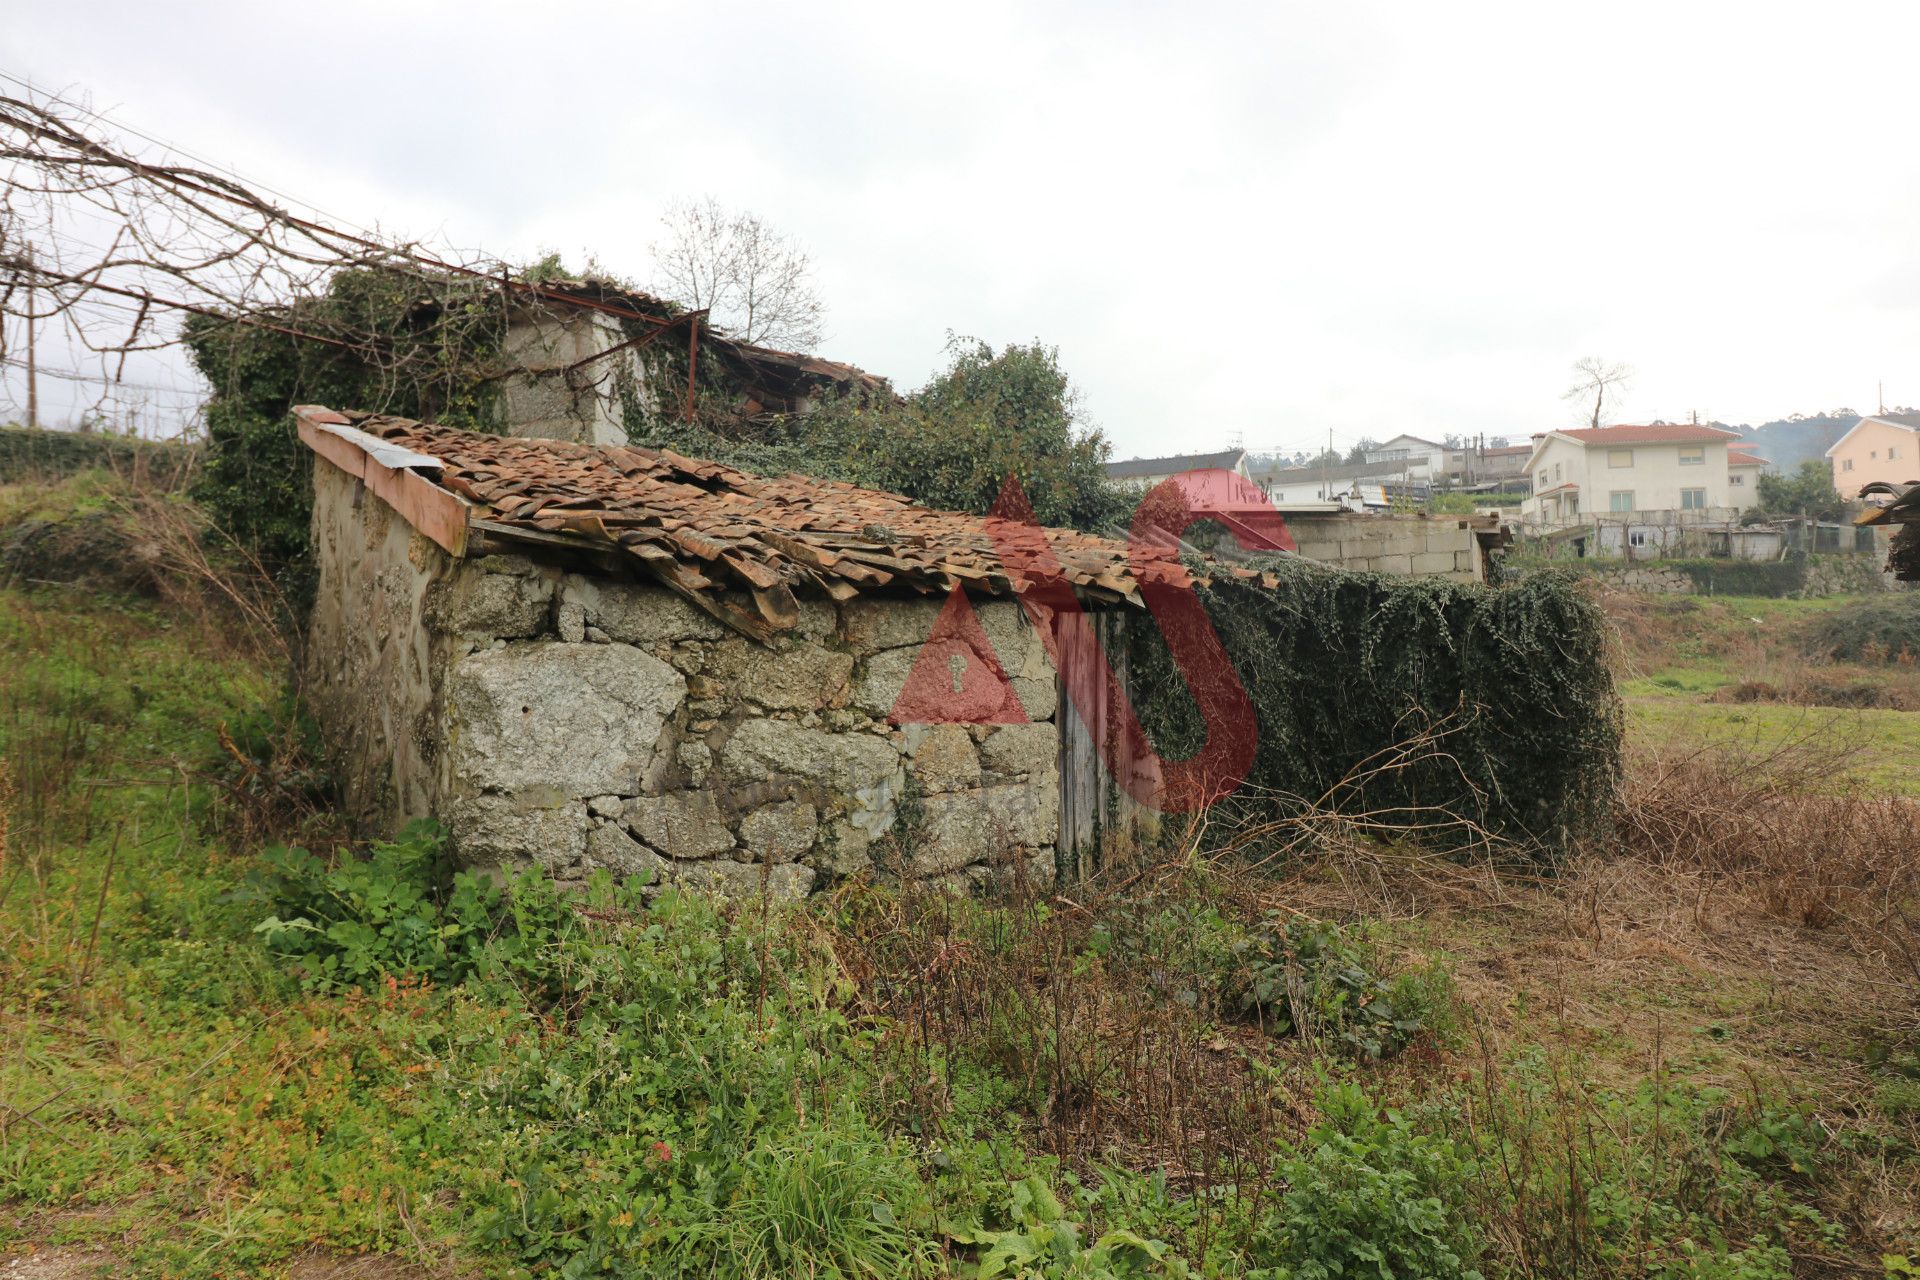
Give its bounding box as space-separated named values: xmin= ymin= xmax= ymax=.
xmin=306 ymin=457 xmax=1065 ymax=901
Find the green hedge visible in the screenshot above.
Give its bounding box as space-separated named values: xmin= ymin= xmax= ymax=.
xmin=1130 ymin=561 xmax=1621 ymax=858
xmin=0 ymin=425 xmax=195 ymax=484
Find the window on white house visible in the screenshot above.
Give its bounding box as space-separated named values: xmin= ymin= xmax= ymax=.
xmin=1893 ymin=446 xmax=1903 ymax=460
xmin=1678 ymin=446 xmax=1704 ymax=466
xmin=1681 ymin=488 xmax=1707 ymax=509
xmin=1843 ymin=458 xmax=1855 ymax=471
xmin=1872 ymin=450 xmax=1879 ymax=459
xmin=1629 ymin=530 xmax=1650 ymax=547
xmin=1568 ymin=495 xmax=1580 ymax=514
xmin=1730 ymin=474 xmax=1745 ymax=486
xmin=1554 ymin=463 xmax=1563 ymax=483
xmin=1610 ymin=490 xmax=1634 ymax=512
xmin=1608 ymin=449 xmax=1633 ymax=468
xmin=1538 ymin=470 xmax=1549 ymax=487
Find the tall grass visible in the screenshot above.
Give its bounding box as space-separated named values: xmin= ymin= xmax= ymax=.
xmin=1617 ymin=731 xmax=1920 ymax=932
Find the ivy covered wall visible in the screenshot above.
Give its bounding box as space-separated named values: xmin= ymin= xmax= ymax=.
xmin=1130 ymin=561 xmax=1622 ymax=857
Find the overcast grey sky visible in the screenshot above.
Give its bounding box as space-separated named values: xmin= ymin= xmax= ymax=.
xmin=5 ymin=1 xmax=1919 ymax=460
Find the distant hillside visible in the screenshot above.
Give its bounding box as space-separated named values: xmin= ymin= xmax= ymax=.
xmin=1701 ymin=408 xmax=1913 ymax=471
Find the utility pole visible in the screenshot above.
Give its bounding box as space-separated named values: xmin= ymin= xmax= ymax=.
xmin=23 ymin=248 xmax=37 ymax=430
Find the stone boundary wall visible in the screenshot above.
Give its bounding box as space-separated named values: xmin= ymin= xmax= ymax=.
xmin=306 ymin=456 xmax=1064 ymax=902
xmin=1503 ymin=551 xmax=1904 ymax=598
xmin=1803 ymin=553 xmax=1899 ymax=596
xmin=1578 ymin=563 xmax=1697 ymax=594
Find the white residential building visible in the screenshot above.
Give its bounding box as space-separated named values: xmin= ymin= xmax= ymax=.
xmin=1521 ymin=424 xmax=1761 ymax=554
xmin=1727 ymin=448 xmax=1767 ymax=502
xmin=1362 ymin=435 xmax=1448 ymax=475
xmin=1254 ymin=458 xmax=1432 ymax=505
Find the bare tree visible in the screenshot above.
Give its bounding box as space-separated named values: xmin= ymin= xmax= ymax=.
xmin=650 ymin=197 xmax=825 ymax=353
xmin=0 ymin=80 xmax=706 ymax=434
xmin=1562 ymin=357 xmax=1633 ymax=430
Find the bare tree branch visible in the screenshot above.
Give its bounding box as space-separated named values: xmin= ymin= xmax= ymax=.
xmin=1562 ymin=357 xmax=1633 ymax=430
xmin=650 ymin=196 xmax=826 ymax=352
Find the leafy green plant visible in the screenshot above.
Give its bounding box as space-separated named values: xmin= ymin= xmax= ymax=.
xmin=953 ymin=1174 xmax=1192 ymax=1279
xmin=1252 ymin=1081 xmax=1483 ymax=1280
xmin=251 ymin=819 xmax=503 ymax=990
xmin=1229 ymin=916 xmax=1444 ymax=1061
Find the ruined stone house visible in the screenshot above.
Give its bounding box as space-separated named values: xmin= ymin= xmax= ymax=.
xmin=296 ymin=404 xmax=1173 ymax=900
xmin=495 ymin=279 xmax=892 ymax=447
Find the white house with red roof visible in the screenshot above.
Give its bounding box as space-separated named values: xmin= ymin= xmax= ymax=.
xmin=1521 ymin=424 xmax=1761 ymax=546
xmin=1727 ymin=447 xmax=1768 ymax=500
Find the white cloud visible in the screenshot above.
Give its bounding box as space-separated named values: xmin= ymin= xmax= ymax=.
xmin=5 ymin=0 xmax=1918 ymax=451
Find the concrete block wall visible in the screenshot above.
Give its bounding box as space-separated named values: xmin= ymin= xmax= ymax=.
xmin=498 ymin=307 xmax=649 ymax=446
xmin=1285 ymin=514 xmax=1488 ymax=583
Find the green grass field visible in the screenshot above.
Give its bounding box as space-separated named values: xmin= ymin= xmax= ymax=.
xmin=4 ymin=572 xmax=1918 ymax=1278
xmin=1613 ymin=591 xmax=1920 ymax=794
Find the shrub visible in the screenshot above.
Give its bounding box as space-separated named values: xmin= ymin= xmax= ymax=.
xmin=622 ymin=335 xmax=1136 ymax=533
xmin=1658 ymin=556 xmax=1811 ymax=597
xmin=1804 ymin=593 xmax=1920 ymax=663
xmin=0 ymin=424 xmax=194 ymax=484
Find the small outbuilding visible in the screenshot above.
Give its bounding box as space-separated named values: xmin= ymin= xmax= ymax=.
xmin=296 ymin=405 xmax=1171 ymax=899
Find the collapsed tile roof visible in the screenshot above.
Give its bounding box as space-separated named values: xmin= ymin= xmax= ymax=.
xmin=517 ymin=278 xmax=892 ymax=404
xmin=1856 ymin=482 xmax=1920 ymax=582
xmin=295 ymin=406 xmax=1192 ymax=641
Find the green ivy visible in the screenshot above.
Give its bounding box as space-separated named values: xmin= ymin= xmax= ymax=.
xmin=1129 ymin=560 xmax=1622 ymax=858
xmin=182 ymin=266 xmax=507 ymax=597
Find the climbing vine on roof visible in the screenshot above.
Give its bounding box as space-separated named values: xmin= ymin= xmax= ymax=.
xmin=618 ymin=335 xmax=1137 ymax=534
xmin=183 ymin=266 xmax=509 ymax=596
xmin=1129 ymin=560 xmax=1621 ymax=858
